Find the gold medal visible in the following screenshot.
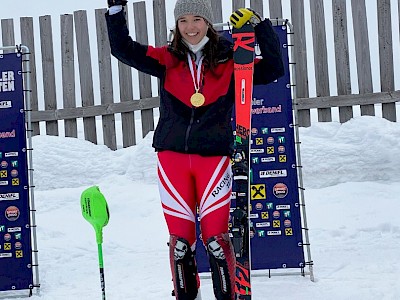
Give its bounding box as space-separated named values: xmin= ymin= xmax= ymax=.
xmin=190 ymin=92 xmax=205 ymax=107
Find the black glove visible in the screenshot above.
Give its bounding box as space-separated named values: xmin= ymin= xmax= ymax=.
xmin=107 ymin=0 xmax=127 ymax=7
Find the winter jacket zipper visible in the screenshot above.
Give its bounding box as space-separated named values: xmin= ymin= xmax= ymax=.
xmin=184 ymin=108 xmax=195 ymax=152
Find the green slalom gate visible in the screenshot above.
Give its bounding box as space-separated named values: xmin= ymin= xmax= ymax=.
xmin=81 ymin=186 xmax=110 ymax=300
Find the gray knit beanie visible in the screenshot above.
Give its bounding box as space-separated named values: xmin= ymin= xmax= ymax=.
xmin=174 ymin=0 xmax=213 ymax=24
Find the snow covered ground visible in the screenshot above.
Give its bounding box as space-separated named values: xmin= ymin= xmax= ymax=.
xmin=1 ymin=115 xmax=400 ymax=300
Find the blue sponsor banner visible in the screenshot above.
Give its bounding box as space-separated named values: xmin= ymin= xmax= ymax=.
xmin=0 ymin=53 xmax=33 ymax=291
xmin=197 ymin=25 xmax=305 ymax=272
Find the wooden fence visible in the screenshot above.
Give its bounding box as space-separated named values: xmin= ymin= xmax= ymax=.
xmin=1 ymin=0 xmax=399 ymax=149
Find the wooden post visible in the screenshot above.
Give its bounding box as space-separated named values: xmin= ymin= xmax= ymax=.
xmin=233 ymin=0 xmax=246 ymax=12
xmin=39 ymin=15 xmax=59 ymax=136
xmin=133 ymin=1 xmax=155 ymax=139
xmin=310 ymin=0 xmax=331 ymax=122
xmin=74 ymin=10 xmax=97 ymax=144
xmin=117 ymin=6 xmax=136 ymax=148
xmin=377 ymin=0 xmax=396 ymax=121
xmin=268 ymin=0 xmax=282 ymax=19
xmin=20 ymin=17 xmax=40 ymax=135
xmin=61 ymin=14 xmax=78 ymax=138
xmin=1 ymin=19 xmax=15 ymax=54
xmin=351 ymin=0 xmax=374 ymax=116
xmin=291 ymin=0 xmax=310 ymax=126
xmin=95 ymin=8 xmax=117 ymax=150
xmin=332 ymin=0 xmax=353 ymax=123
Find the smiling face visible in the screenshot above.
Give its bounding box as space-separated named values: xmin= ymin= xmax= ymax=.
xmin=177 ymin=14 xmax=209 ymax=45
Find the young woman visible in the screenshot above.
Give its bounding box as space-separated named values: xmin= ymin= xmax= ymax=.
xmin=106 ymin=0 xmax=284 ymax=299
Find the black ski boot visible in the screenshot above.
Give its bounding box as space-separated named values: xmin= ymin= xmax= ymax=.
xmin=206 ymin=233 xmax=236 ymax=300
xmin=169 ymin=235 xmax=201 ymax=300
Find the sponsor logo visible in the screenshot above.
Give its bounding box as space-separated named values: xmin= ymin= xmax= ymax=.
xmin=211 ymin=172 xmax=232 ymax=197
xmin=260 ymin=169 xmax=287 ymax=178
xmin=0 ymin=180 xmax=8 ymax=186
xmin=276 ymin=205 xmax=290 ymax=210
xmin=285 ymin=228 xmax=293 ymax=236
xmin=261 ymin=212 xmax=269 ymax=219
xmin=256 ymin=222 xmax=270 ymax=228
xmin=8 ymin=227 xmax=21 ymax=233
xmin=267 ymin=137 xmax=274 ymax=144
xmin=0 ymin=170 xmax=6 ymax=177
xmin=267 ymin=230 xmax=282 ymax=236
xmin=273 ymin=220 xmax=281 ymax=228
xmin=255 ymin=138 xmax=263 ymax=145
xmin=266 ymin=202 xmax=273 ymax=209
xmin=0 ymin=100 xmax=12 ymax=108
xmin=257 ymin=230 xmax=266 ymax=237
xmin=273 ymin=183 xmax=288 ymax=198
xmin=271 ymin=127 xmax=285 ymax=133
xmin=177 ymin=264 xmax=184 ymax=288
xmin=278 ymin=146 xmax=286 ymax=153
xmin=1 ymin=161 xmax=8 ymax=168
xmin=283 ymin=211 xmax=291 ymax=218
xmin=236 ymin=124 xmax=250 ymax=139
xmin=4 ymin=243 xmax=11 ymax=250
xmin=250 ymin=148 xmax=264 ymax=154
xmin=278 ymin=136 xmax=286 ymax=143
xmin=251 ymin=128 xmax=258 ymax=135
xmin=11 ymin=160 xmax=18 ymax=167
xmin=284 ymin=220 xmax=292 ymax=227
xmin=250 ymin=213 xmax=259 ymax=219
xmin=261 ymin=157 xmax=275 ymax=163
xmin=0 ymin=129 xmax=16 ymax=139
xmin=252 ymin=157 xmax=259 ymax=164
xmin=12 ymin=178 xmax=19 ymax=185
xmin=5 ymin=206 xmax=20 ymax=221
xmin=14 ymin=233 xmax=22 ymax=240
xmin=10 ymin=169 xmax=18 ymax=177
xmin=15 ymin=242 xmax=22 ymax=249
xmin=255 ymin=203 xmax=263 ymax=210
xmin=0 ymin=193 xmax=19 ymax=201
xmin=4 ymin=233 xmax=12 ymax=241
xmin=252 ymin=98 xmax=264 ymax=106
xmin=0 ymin=253 xmax=12 ymax=258
xmin=16 ymin=250 xmax=23 ymax=258
xmin=251 ymin=184 xmax=266 ymax=200
xmin=0 ymin=225 xmax=5 ymax=232
xmin=279 ymin=155 xmax=287 ymax=163
xmin=5 ymin=152 xmax=18 ymax=157
xmin=273 ymin=211 xmax=280 ymax=218
xmin=266 ymin=146 xmax=274 ymax=154
xmin=252 ymin=105 xmax=282 ymax=115
xmin=0 ymin=71 xmax=16 ymax=92
xmin=261 ymin=128 xmax=268 ymax=134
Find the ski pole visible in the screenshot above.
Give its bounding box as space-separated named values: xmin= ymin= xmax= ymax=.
xmin=81 ymin=186 xmax=110 ymax=300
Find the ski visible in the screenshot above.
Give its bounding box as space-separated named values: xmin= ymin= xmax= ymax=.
xmin=231 ymin=23 xmax=255 ymax=300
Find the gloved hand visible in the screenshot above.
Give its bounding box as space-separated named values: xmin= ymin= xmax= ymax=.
xmin=230 ymin=8 xmax=262 ymax=29
xmin=107 ymin=0 xmax=127 ymax=7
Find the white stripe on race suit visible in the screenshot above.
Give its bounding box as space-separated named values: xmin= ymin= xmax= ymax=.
xmin=158 ymin=159 xmax=195 ymax=222
xmin=199 ymin=157 xmax=232 ymax=218
xmin=162 ymin=207 xmax=195 ymax=222
xmin=200 ymin=198 xmax=231 ymax=220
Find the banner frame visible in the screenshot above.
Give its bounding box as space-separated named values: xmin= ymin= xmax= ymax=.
xmin=0 ymin=45 xmax=40 ymax=297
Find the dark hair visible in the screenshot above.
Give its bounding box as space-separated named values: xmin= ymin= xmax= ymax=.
xmin=170 ymin=21 xmax=220 ymax=71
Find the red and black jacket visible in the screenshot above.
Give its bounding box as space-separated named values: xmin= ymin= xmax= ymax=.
xmin=106 ymin=11 xmax=284 ymax=156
